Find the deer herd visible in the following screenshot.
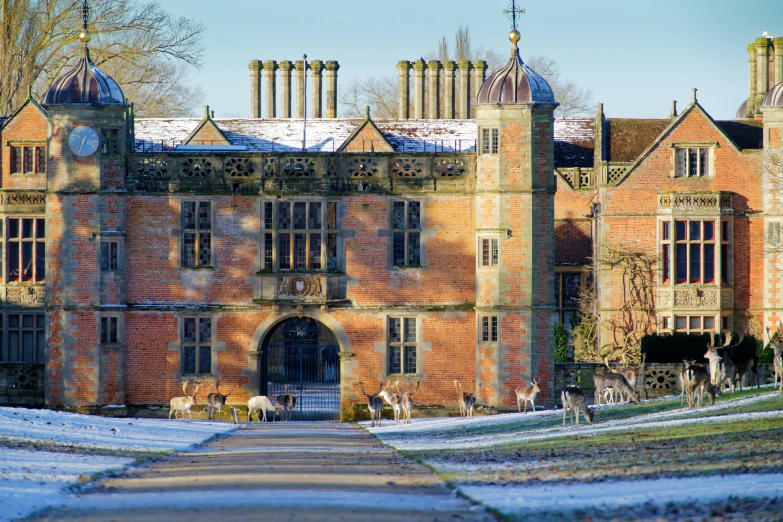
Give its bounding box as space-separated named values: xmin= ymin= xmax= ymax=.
xmin=169 ymin=327 xmax=783 ymax=426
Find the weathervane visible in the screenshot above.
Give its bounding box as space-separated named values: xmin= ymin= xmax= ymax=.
xmin=82 ymin=0 xmax=90 ymax=30
xmin=503 ymin=1 xmax=525 ymax=31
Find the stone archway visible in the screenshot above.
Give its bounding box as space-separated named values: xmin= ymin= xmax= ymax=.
xmin=243 ymin=310 xmax=356 ymax=420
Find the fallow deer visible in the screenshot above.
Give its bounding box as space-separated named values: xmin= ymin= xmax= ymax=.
xmin=274 ymin=392 xmax=297 ymax=421
xmin=400 ymin=380 xmax=419 ymax=425
xmin=206 ymin=380 xmax=237 ymax=421
xmin=684 ymin=362 xmax=716 ymax=408
xmin=380 ymin=380 xmax=403 ymax=423
xmin=704 ymin=330 xmax=738 ymax=395
xmin=169 ymin=380 xmax=199 ymax=420
xmin=593 ymin=371 xmax=639 ymax=405
xmin=360 ymin=381 xmax=384 ymax=427
xmin=515 ymin=378 xmax=541 ymax=413
xmin=247 ymin=395 xmax=276 ymax=422
xmin=768 ymin=326 xmax=783 ymax=394
xmin=561 ymin=385 xmax=593 ymax=426
xmin=455 ymin=380 xmax=476 ymax=418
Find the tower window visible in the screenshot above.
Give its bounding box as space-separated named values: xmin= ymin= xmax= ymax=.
xmin=9 ymin=146 xmax=45 ymax=174
xmin=479 ymin=238 xmax=499 ymax=267
xmin=482 ymin=128 xmax=499 ymax=154
xmin=391 ymin=201 xmax=421 ymax=267
xmin=101 ymin=128 xmax=121 ymax=155
xmin=676 ymin=147 xmax=711 ymax=177
xmin=182 ymin=201 xmax=212 ymax=268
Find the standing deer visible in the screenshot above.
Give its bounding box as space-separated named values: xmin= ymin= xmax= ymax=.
xmin=274 ymin=393 xmax=297 ymax=421
xmin=379 ymin=380 xmax=403 ymax=423
xmin=169 ymin=380 xmax=199 ymax=420
xmin=684 ymin=361 xmax=716 ymax=408
xmin=515 ymin=378 xmax=541 ymax=413
xmin=704 ymin=331 xmax=738 ymax=395
xmin=247 ymin=395 xmax=276 ymax=422
xmin=206 ymin=381 xmax=237 ymax=421
xmin=360 ymin=381 xmax=384 ymax=427
xmin=593 ymin=371 xmax=639 ymax=405
xmin=768 ymin=326 xmax=783 ymax=394
xmin=400 ymin=380 xmax=419 ymax=425
xmin=455 ymin=380 xmax=476 ymax=418
xmin=679 ymin=359 xmax=707 ymax=407
xmin=562 ymin=385 xmax=593 ymax=426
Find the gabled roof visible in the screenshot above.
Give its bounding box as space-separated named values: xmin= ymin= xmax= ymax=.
xmin=0 ymin=92 xmax=47 ymax=130
xmin=715 ymin=120 xmax=763 ymax=150
xmin=606 ymin=119 xmax=671 ymax=162
xmin=337 ymin=109 xmax=394 ymax=152
xmin=184 ymin=106 xmax=230 ymax=146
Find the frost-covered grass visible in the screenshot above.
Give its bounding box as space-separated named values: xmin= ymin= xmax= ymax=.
xmin=0 ymin=407 xmax=237 ymax=521
xmin=368 ymin=389 xmax=783 ymax=520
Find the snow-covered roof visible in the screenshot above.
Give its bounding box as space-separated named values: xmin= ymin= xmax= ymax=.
xmin=134 ymin=117 xmax=596 ymax=158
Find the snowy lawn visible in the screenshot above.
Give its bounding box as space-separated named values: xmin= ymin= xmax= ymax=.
xmin=367 ymin=389 xmax=783 ymax=520
xmin=0 ymin=407 xmax=236 ymax=521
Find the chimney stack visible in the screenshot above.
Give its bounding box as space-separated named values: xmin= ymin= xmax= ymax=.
xmin=457 ymin=61 xmax=472 ymax=119
xmin=279 ymin=61 xmax=293 ymax=118
xmin=249 ymin=60 xmax=262 ymax=118
xmin=442 ymin=61 xmax=456 ymax=119
xmin=295 ymin=60 xmax=307 ymax=118
xmin=311 ymin=60 xmax=324 ymax=118
xmin=397 ymin=61 xmax=411 ymax=119
xmin=427 ymin=60 xmax=441 ymax=120
xmin=412 ymin=59 xmax=427 ymax=119
xmin=325 ymin=61 xmax=339 ymax=118
xmin=264 ymin=60 xmax=278 ymax=118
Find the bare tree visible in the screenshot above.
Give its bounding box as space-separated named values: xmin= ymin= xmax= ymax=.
xmin=571 ymin=279 xmax=600 ymax=363
xmin=339 ymin=76 xmax=398 ymax=120
xmin=527 ymin=55 xmax=593 ymax=118
xmin=0 ymin=0 xmax=205 ymax=117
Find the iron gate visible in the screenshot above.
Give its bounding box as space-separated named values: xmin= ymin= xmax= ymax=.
xmin=260 ymin=318 xmax=340 ymax=421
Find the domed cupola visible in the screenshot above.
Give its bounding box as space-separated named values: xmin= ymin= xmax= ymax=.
xmin=763 ymin=83 xmax=783 ymax=109
xmin=476 ymin=29 xmax=555 ymax=105
xmin=44 ymin=2 xmax=125 ymax=106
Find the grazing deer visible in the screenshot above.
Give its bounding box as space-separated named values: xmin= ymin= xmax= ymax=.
xmin=169 ymin=380 xmax=199 ymax=420
xmin=515 ymin=378 xmax=541 ymax=413
xmin=274 ymin=393 xmax=297 ymax=421
xmin=455 ymin=380 xmax=476 ymax=418
xmin=704 ymin=331 xmax=737 ymax=395
xmin=206 ymin=381 xmax=237 ymax=421
xmin=768 ymin=326 xmax=783 ymax=394
xmin=380 ymin=380 xmax=403 ymax=423
xmin=593 ymin=371 xmax=639 ymax=405
xmin=360 ymin=381 xmax=384 ymax=427
xmin=247 ymin=395 xmax=276 ymax=422
xmin=562 ymin=385 xmax=593 ymax=426
xmin=400 ymin=380 xmax=419 ymax=425
xmin=684 ymin=362 xmax=716 ymax=408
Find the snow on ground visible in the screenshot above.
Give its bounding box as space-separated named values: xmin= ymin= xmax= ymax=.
xmin=0 ymin=449 xmax=132 ymax=522
xmin=0 ymin=407 xmax=237 ymax=522
xmin=367 ymin=392 xmax=782 ymax=450
xmin=459 ymin=473 xmax=783 ymax=514
xmin=0 ymin=407 xmax=236 ymax=452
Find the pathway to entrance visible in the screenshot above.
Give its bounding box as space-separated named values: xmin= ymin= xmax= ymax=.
xmin=28 ymin=423 xmax=495 ymax=522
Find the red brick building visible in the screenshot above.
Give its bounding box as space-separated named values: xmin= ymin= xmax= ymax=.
xmin=1 ymin=24 xmax=781 ymax=419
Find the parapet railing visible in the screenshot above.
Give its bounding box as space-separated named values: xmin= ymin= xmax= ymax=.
xmin=134 ymin=139 xmax=478 ymax=154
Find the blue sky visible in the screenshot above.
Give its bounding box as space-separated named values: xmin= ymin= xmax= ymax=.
xmin=164 ymin=0 xmax=782 ymax=120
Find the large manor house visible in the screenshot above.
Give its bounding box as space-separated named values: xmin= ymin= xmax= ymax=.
xmin=1 ymin=11 xmax=782 ymax=419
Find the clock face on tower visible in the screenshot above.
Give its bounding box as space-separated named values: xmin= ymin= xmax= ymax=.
xmin=68 ymin=126 xmax=100 ymax=157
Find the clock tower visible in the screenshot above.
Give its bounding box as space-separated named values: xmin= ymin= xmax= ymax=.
xmin=42 ymin=0 xmax=129 ymax=408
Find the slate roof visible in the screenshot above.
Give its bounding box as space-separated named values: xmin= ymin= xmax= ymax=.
xmin=716 ymin=120 xmax=763 ymax=150
xmin=0 ymin=117 xmax=7 ymax=128
xmin=605 ymin=119 xmax=671 ymax=163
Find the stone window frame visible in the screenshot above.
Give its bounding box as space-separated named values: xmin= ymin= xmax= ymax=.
xmin=100 ymin=127 xmax=122 ymax=156
xmin=0 ymin=312 xmax=46 ymax=363
xmin=7 ymin=142 xmax=46 ymax=174
xmin=179 ymin=198 xmax=216 ymax=269
xmin=478 ymin=314 xmax=500 ymax=343
xmin=179 ymin=314 xmax=216 ymax=378
xmin=377 ymin=314 xmax=429 ymax=378
xmin=672 ymin=314 xmax=720 ymax=334
xmin=480 ymin=127 xmax=499 ymax=155
xmin=658 ymin=217 xmax=732 ymax=286
xmin=259 ymin=197 xmax=340 ymax=272
xmin=670 ymin=142 xmax=718 ymax=179
xmin=384 ymin=197 xmax=429 ymax=270
xmin=98 ymin=312 xmax=123 ymax=347
xmin=99 ymin=234 xmax=124 ymax=273
xmin=476 ymin=234 xmax=501 ymax=270
xmin=1 ymin=215 xmax=46 ymax=283
xmin=555 ymin=268 xmax=586 ymax=328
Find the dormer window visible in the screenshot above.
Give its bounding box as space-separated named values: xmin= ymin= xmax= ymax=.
xmin=676 ymin=147 xmax=711 ymax=177
xmin=481 ymin=128 xmax=499 ymax=155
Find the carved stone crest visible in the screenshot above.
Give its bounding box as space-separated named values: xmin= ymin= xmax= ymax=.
xmin=673 ymin=288 xmax=718 ymax=308
xmin=278 ymin=276 xmax=322 ymax=298
xmin=5 ymin=286 xmax=45 ymax=307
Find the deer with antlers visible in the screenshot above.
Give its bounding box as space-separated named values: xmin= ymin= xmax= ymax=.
xmin=206 ymin=380 xmax=237 ymax=421
xmin=515 ymin=377 xmax=541 ymax=413
xmin=704 ymin=330 xmax=739 ymax=395
xmin=768 ymin=325 xmax=783 ymax=394
xmin=379 ymin=380 xmax=403 ymax=423
xmin=169 ymin=380 xmax=199 ymax=420
xmin=397 ymin=380 xmax=419 ymax=425
xmin=360 ymin=381 xmax=384 ymax=427
xmin=455 ymin=380 xmax=476 ymax=418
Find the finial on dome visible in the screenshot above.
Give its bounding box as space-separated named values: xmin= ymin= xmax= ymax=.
xmin=79 ymin=0 xmax=91 ymax=44
xmin=503 ymin=2 xmax=525 ymax=48
xmin=509 ymin=29 xmax=521 ymax=46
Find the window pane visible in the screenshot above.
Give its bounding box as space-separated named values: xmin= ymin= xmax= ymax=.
xmin=279 ymin=234 xmax=291 ymax=269
xmin=388 ymin=346 xmax=401 ymax=374
xmin=663 ymin=316 xmax=671 ymax=330
xmin=101 ymin=317 xmax=108 ymax=344
xmin=721 ymin=244 xmax=729 ymax=283
xmin=482 ymin=239 xmax=490 ymax=267
xmin=404 ymin=318 xmax=416 ymax=342
xmin=36 ymin=314 xmax=45 ymax=328
xmin=689 ymin=221 xmax=700 ymax=241
xmin=327 ymin=233 xmax=338 ymax=270
xmin=408 ymin=232 xmax=420 ymax=266
xmin=388 ymin=318 xmax=401 ymax=343
xmin=662 ymin=244 xmax=670 ymax=283
xmin=482 ymin=316 xmax=489 ymax=342
xmin=482 ymin=129 xmax=490 ymax=154
xmin=492 ymin=239 xmax=499 ymax=266
xmin=278 ymin=202 xmax=290 ymax=229
xmin=10 ymin=147 xmax=19 ymax=173
xmin=36 ymin=330 xmax=45 ymax=363
xmin=22 ymin=219 xmax=33 ymax=239
xmin=263 ymin=202 xmax=274 ymax=229
xmin=491 ymin=316 xmax=498 ymax=342
xmin=110 ymin=317 xmax=118 ymax=344
xmin=327 ymin=202 xmax=338 ymax=229
xmin=183 ymin=232 xmax=196 ymax=266
xmin=35 ymin=219 xmax=45 ymax=239
xmin=676 ymin=244 xmax=687 ymax=283
xmin=36 ymin=147 xmax=45 ymax=173
xmin=408 ymin=202 xmax=420 ymax=229
xmin=704 ymin=221 xmax=715 ymax=241
xmin=392 ymin=202 xmax=406 ymax=229
xmin=9 ymin=241 xmax=19 ymax=281
xmin=8 ymin=315 xmax=19 ymax=328
xmin=9 ymin=331 xmax=19 ymax=362
xmin=699 ymin=149 xmax=709 ymax=176
xmin=704 ymin=317 xmax=715 ymax=330
xmin=184 ymin=318 xmax=196 ymax=343
xmin=22 ymin=314 xmax=33 ymax=328
xmin=310 ymin=234 xmax=322 ymax=269
xmin=198 ymin=202 xmax=211 ymax=230
xmin=492 ymin=128 xmax=499 ymax=153
xmin=198 ymin=232 xmax=211 ymax=266
xmin=662 ymin=221 xmax=670 ymax=240
xmin=183 ymin=202 xmax=196 ymax=229
xmin=293 ymin=202 xmax=307 ymax=230
xmin=199 ymin=318 xmax=211 ymax=343
xmin=23 ymin=331 xmax=33 ymax=362
xmin=722 ymin=221 xmax=730 ymax=240
xmin=404 ymin=346 xmax=417 ymax=374
xmin=264 ymin=233 xmax=273 ymax=270
xmin=183 ymin=346 xmax=196 ymax=374
xmin=22 ymin=242 xmax=33 ymax=281
xmin=36 ymin=241 xmax=45 ymax=281
xmin=675 ymin=316 xmax=687 ymax=330
xmin=23 ymin=147 xmax=33 ymax=173
xmin=309 ymin=202 xmax=322 ymax=229
xmin=704 ymin=244 xmax=715 ymax=283
xmin=9 ymin=219 xmax=19 ymax=239
xmin=676 ymin=221 xmax=686 ymax=241
xmin=690 ymin=244 xmax=701 ymax=283
xmin=689 ymin=316 xmax=701 ymax=330
xmin=562 ymin=274 xmax=581 ymax=307
xmin=110 ymin=242 xmax=118 ymax=270
xmin=392 ymin=232 xmax=405 ymax=266
xmin=198 ymin=345 xmax=211 ymax=374
xmin=294 ymin=234 xmax=307 ymax=269
xmin=101 ymin=242 xmax=109 ymax=271
xmin=689 ymin=149 xmax=697 ymax=176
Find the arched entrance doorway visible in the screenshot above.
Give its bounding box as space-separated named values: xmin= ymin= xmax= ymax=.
xmin=259 ymin=317 xmax=340 ymax=421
